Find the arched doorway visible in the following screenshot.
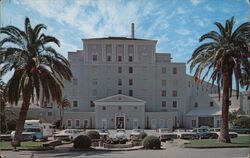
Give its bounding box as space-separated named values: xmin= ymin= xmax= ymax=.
xmin=115 ymin=112 xmax=126 ymax=129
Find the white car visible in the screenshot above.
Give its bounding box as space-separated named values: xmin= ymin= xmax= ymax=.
xmin=174 ymin=129 xmax=198 ymax=139
xmin=129 ymin=129 xmax=145 ymax=139
xmin=54 ymin=129 xmax=84 ymax=141
xmin=156 ymin=128 xmax=177 ymax=141
xmin=114 ymin=129 xmax=128 ymax=141
xmin=210 ymin=128 xmax=238 ymax=138
xmin=98 ymin=129 xmax=110 ymax=139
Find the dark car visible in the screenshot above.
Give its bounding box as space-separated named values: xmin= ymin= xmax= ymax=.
xmin=229 ymin=126 xmax=250 ymax=134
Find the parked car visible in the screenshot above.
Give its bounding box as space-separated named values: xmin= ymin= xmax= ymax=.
xmin=156 ymin=128 xmax=177 ymax=141
xmin=210 ymin=128 xmax=238 ymax=138
xmin=191 ymin=127 xmax=211 ymax=139
xmin=10 ymin=131 xmax=34 ymax=141
xmin=229 ymin=126 xmax=250 ymax=134
xmin=114 ymin=129 xmax=128 ymax=142
xmin=175 ymin=129 xmax=198 ymax=139
xmin=54 ymin=129 xmax=84 ymax=141
xmin=129 ymin=129 xmax=145 ymax=139
xmin=98 ymin=129 xmax=110 ymax=140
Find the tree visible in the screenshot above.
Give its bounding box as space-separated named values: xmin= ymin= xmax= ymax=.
xmin=58 ymin=96 xmax=70 ymax=129
xmin=0 ymin=17 xmax=72 ymax=145
xmin=0 ymin=78 xmax=8 ymax=133
xmin=188 ymin=17 xmax=250 ymax=143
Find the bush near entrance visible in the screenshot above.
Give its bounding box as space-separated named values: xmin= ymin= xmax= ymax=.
xmin=142 ymin=135 xmax=161 ymax=149
xmin=87 ymin=130 xmax=100 ymax=140
xmin=73 ymin=135 xmax=91 ymax=149
xmin=139 ymin=132 xmax=147 ymax=139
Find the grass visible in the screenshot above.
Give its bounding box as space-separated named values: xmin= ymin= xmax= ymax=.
xmin=0 ymin=141 xmax=44 ymax=150
xmin=184 ymin=136 xmax=250 ymax=148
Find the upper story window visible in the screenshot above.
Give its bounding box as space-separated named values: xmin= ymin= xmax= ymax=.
xmin=129 ymin=56 xmax=133 ymax=62
xmin=172 ymin=101 xmax=177 ymax=108
xmin=102 ymin=106 xmax=106 ymax=110
xmin=129 ymin=67 xmax=133 ymax=73
xmin=92 ymin=55 xmax=97 ymax=61
xmin=162 ymin=101 xmax=166 ymax=107
xmin=129 ymin=90 xmax=133 ymax=96
xmin=129 ymin=79 xmax=133 ymax=86
xmin=172 ymin=90 xmax=177 ymax=97
xmin=90 ymin=100 xmax=95 ymax=107
xmin=107 ymin=55 xmax=111 ymax=61
xmin=118 ymin=56 xmax=122 ymax=62
xmin=67 ymin=120 xmax=72 ymax=127
xmin=92 ymin=79 xmax=98 ymax=85
xmin=73 ymin=101 xmax=78 ymax=108
xmin=118 ymin=106 xmax=122 ymax=110
xmin=173 ymin=67 xmax=177 ymax=74
xmin=75 ymin=120 xmax=80 ymax=127
xmin=73 ymin=78 xmax=78 ymax=85
xmin=162 ymin=80 xmax=166 ymax=86
xmin=161 ymin=90 xmax=166 ymax=97
xmin=118 ymin=79 xmax=122 ymax=86
xmin=47 ymin=112 xmax=52 ymax=116
xmin=118 ymin=67 xmax=122 ymax=73
xmin=229 ymin=100 xmax=231 ymax=106
xmin=162 ymin=67 xmax=166 ymax=74
xmin=210 ymin=101 xmax=214 ymax=107
xmin=194 ymin=102 xmax=198 ymax=108
xmin=118 ymin=90 xmax=122 ymax=94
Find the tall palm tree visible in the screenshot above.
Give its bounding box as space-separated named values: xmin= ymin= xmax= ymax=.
xmin=0 ymin=17 xmax=72 ymax=145
xmin=58 ymin=96 xmax=70 ymax=129
xmin=188 ymin=17 xmax=250 ymax=143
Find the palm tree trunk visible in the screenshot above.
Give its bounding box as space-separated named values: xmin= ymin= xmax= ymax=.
xmin=59 ymin=108 xmax=63 ymax=129
xmin=218 ymin=73 xmax=231 ymax=143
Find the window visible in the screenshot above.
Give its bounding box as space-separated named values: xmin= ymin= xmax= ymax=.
xmin=73 ymin=101 xmax=78 ymax=108
xmin=134 ymin=106 xmax=138 ymax=110
xmin=191 ymin=120 xmax=196 ymax=127
xmin=129 ymin=90 xmax=133 ymax=96
xmin=162 ymin=67 xmax=166 ymax=74
xmin=90 ymin=100 xmax=95 ymax=107
xmin=118 ymin=56 xmax=122 ymax=62
xmin=107 ymin=55 xmax=111 ymax=61
xmin=118 ymin=79 xmax=122 ymax=86
xmin=67 ymin=120 xmax=72 ymax=127
xmin=73 ymin=78 xmax=78 ymax=85
xmin=194 ymin=102 xmax=198 ymax=108
xmin=75 ymin=120 xmax=80 ymax=127
xmin=248 ymin=96 xmax=250 ymax=100
xmin=129 ymin=67 xmax=133 ymax=73
xmin=173 ymin=67 xmax=177 ymax=74
xmin=92 ymin=55 xmax=97 ymax=61
xmin=129 ymin=56 xmax=133 ymax=62
xmin=161 ymin=90 xmax=166 ymax=97
xmin=47 ymin=112 xmax=52 ymax=116
xmin=102 ymin=106 xmax=106 ymax=110
xmin=118 ymin=90 xmax=122 ymax=94
xmin=162 ymin=80 xmax=166 ymax=86
xmin=118 ymin=67 xmax=122 ymax=73
xmin=172 ymin=90 xmax=177 ymax=97
xmin=210 ymin=102 xmax=214 ymax=107
xmin=118 ymin=106 xmax=122 ymax=110
xmin=129 ymin=79 xmax=133 ymax=86
xmin=92 ymin=79 xmax=98 ymax=85
xmin=172 ymin=101 xmax=177 ymax=108
xmin=229 ymin=100 xmax=231 ymax=106
xmin=162 ymin=101 xmax=166 ymax=107
xmin=216 ymin=120 xmax=221 ymax=128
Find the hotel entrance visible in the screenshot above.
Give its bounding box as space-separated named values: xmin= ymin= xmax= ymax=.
xmin=116 ymin=117 xmax=125 ymax=129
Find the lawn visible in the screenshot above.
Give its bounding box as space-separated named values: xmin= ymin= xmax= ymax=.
xmin=0 ymin=141 xmax=44 ymax=150
xmin=184 ymin=136 xmax=250 ymax=148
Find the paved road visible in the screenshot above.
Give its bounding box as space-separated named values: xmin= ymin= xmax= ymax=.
xmin=1 ymin=146 xmax=249 ymax=158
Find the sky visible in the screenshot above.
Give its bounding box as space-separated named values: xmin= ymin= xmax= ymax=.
xmin=0 ymin=0 xmax=249 ymax=82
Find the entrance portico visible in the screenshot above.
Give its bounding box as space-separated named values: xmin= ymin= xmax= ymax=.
xmin=94 ymin=94 xmax=146 ymax=129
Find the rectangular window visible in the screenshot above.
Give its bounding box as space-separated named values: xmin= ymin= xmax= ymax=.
xmin=173 ymin=67 xmax=177 ymax=74
xmin=107 ymin=55 xmax=111 ymax=61
xmin=216 ymin=120 xmax=221 ymax=128
xmin=73 ymin=101 xmax=78 ymax=108
xmin=172 ymin=90 xmax=177 ymax=97
xmin=162 ymin=80 xmax=166 ymax=86
xmin=118 ymin=90 xmax=122 ymax=94
xmin=67 ymin=120 xmax=72 ymax=127
xmin=118 ymin=67 xmax=122 ymax=73
xmin=90 ymin=101 xmax=95 ymax=107
xmin=129 ymin=79 xmax=133 ymax=86
xmin=129 ymin=90 xmax=133 ymax=96
xmin=210 ymin=101 xmax=214 ymax=107
xmin=118 ymin=79 xmax=122 ymax=86
xmin=75 ymin=120 xmax=80 ymax=127
xmin=161 ymin=90 xmax=166 ymax=97
xmin=191 ymin=120 xmax=196 ymax=127
xmin=162 ymin=101 xmax=166 ymax=107
xmin=118 ymin=56 xmax=122 ymax=62
xmin=93 ymin=55 xmax=97 ymax=61
xmin=172 ymin=101 xmax=177 ymax=108
xmin=129 ymin=56 xmax=133 ymax=62
xmin=194 ymin=102 xmax=198 ymax=108
xmin=92 ymin=79 xmax=98 ymax=85
xmin=162 ymin=67 xmax=166 ymax=74
xmin=118 ymin=106 xmax=122 ymax=110
xmin=102 ymin=106 xmax=106 ymax=110
xmin=48 ymin=112 xmax=52 ymax=116
xmin=229 ymin=100 xmax=231 ymax=106
xmin=248 ymin=96 xmax=250 ymax=100
xmin=129 ymin=67 xmax=133 ymax=73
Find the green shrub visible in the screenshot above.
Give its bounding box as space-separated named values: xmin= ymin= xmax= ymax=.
xmin=139 ymin=132 xmax=147 ymax=139
xmin=73 ymin=135 xmax=91 ymax=149
xmin=142 ymin=135 xmax=161 ymax=149
xmin=87 ymin=130 xmax=100 ymax=140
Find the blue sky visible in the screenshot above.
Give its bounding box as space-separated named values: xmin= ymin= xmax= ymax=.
xmin=1 ymin=0 xmax=249 ymax=82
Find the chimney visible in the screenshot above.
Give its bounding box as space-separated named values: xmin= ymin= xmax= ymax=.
xmin=131 ymin=23 xmax=134 ymax=38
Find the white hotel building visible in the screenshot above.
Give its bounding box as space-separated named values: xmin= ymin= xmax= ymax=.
xmin=61 ymin=28 xmax=248 ymax=130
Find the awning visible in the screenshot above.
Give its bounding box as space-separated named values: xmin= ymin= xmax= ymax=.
xmin=186 ymin=107 xmax=239 ymax=116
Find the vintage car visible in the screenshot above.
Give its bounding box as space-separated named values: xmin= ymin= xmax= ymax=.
xmin=229 ymin=126 xmax=250 ymax=134
xmin=210 ymin=128 xmax=238 ymax=138
xmin=175 ymin=129 xmax=198 ymax=139
xmin=156 ymin=128 xmax=177 ymax=141
xmin=54 ymin=129 xmax=84 ymax=141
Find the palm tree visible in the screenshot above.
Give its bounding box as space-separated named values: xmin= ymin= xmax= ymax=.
xmin=188 ymin=17 xmax=250 ymax=143
xmin=0 ymin=17 xmax=72 ymax=145
xmin=0 ymin=78 xmax=8 ymax=133
xmin=58 ymin=96 xmax=70 ymax=129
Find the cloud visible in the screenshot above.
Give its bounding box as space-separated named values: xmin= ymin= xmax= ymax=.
xmin=204 ymin=5 xmax=214 ymax=12
xmin=190 ymin=0 xmax=202 ymax=6
xmin=175 ymin=28 xmax=191 ymax=35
